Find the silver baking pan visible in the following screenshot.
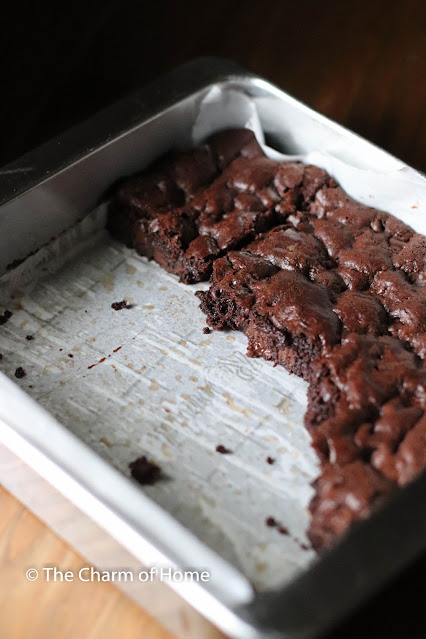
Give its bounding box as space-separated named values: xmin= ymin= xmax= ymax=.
xmin=0 ymin=58 xmax=425 ymax=639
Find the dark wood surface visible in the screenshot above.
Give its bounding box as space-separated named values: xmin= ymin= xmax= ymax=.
xmin=2 ymin=0 xmax=426 ymax=171
xmin=1 ymin=1 xmax=426 ymax=637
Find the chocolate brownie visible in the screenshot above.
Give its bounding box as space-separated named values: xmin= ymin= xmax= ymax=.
xmin=308 ymin=461 xmax=395 ymax=551
xmin=197 ymin=220 xmax=396 ymax=379
xmin=198 ymin=186 xmax=425 ymax=374
xmin=196 ymin=147 xmax=426 ymax=547
xmin=305 ymin=334 xmax=425 ymax=471
xmin=108 ymin=128 xmax=331 ymax=283
xmin=110 ymin=129 xmax=426 ymax=551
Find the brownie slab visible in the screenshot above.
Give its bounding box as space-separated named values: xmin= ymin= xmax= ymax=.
xmin=108 ymin=128 xmax=331 ymax=283
xmin=305 ymin=334 xmax=426 ymax=470
xmin=305 ymin=334 xmax=425 ymax=548
xmin=197 ymin=219 xmax=396 ymax=380
xmin=196 ymin=144 xmax=426 ymax=548
xmin=309 ymin=185 xmax=426 ymax=357
xmin=199 ymin=182 xmax=425 ymax=369
xmin=109 ymin=128 xmax=426 ymax=551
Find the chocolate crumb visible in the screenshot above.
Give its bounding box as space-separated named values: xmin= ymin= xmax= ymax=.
xmin=0 ymin=353 xmax=2 ymax=360
xmin=68 ymin=353 xmax=73 ymax=358
xmin=15 ymin=367 xmax=26 ymax=379
xmin=203 ymin=327 xmax=211 ymax=334
xmin=266 ymin=456 xmax=275 ymax=465
xmin=129 ymin=455 xmax=161 ymax=485
xmin=25 ymin=335 xmax=34 ymax=341
xmin=265 ymin=516 xmax=277 ymax=527
xmin=216 ymin=444 xmax=232 ymax=454
xmin=0 ymin=310 xmax=12 ymax=325
xmin=111 ymin=300 xmax=130 ymax=311
xmin=300 ymin=543 xmax=310 ymax=551
xmin=28 ymin=385 xmax=33 ymax=389
xmin=277 ymin=525 xmax=289 ymax=535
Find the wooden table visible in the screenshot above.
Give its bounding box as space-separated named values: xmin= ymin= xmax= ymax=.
xmin=0 ymin=486 xmax=176 ymax=639
xmin=1 ymin=1 xmax=425 ymax=637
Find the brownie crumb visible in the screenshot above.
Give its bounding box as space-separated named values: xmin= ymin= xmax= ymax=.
xmin=129 ymin=455 xmax=161 ymax=485
xmin=277 ymin=525 xmax=289 ymax=535
xmin=68 ymin=353 xmax=73 ymax=358
xmin=25 ymin=335 xmax=34 ymax=341
xmin=203 ymin=327 xmax=211 ymax=334
xmin=216 ymin=444 xmax=232 ymax=454
xmin=15 ymin=367 xmax=26 ymax=379
xmin=266 ymin=516 xmax=289 ymax=535
xmin=0 ymin=310 xmax=12 ymax=326
xmin=266 ymin=456 xmax=275 ymax=465
xmin=265 ymin=516 xmax=277 ymax=528
xmin=111 ymin=300 xmax=130 ymax=311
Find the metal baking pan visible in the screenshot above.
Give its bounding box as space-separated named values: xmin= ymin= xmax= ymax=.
xmin=0 ymin=58 xmax=425 ymax=639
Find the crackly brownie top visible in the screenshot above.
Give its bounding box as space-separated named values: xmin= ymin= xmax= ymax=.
xmin=308 ymin=460 xmax=395 ymax=550
xmin=144 ymin=154 xmax=331 ymax=283
xmin=198 ymin=164 xmax=426 ymax=551
xmin=306 ymin=334 xmax=426 ymax=479
xmin=112 ymin=128 xmax=260 ymax=222
xmin=109 ymin=128 xmax=335 ymax=282
xmin=203 ymin=180 xmax=426 ymax=359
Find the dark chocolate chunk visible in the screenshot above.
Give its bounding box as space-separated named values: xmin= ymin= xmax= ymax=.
xmin=15 ymin=367 xmax=26 ymax=379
